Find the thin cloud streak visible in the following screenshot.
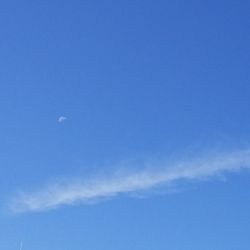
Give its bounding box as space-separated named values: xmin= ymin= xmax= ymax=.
xmin=58 ymin=116 xmax=67 ymax=123
xmin=9 ymin=149 xmax=250 ymax=213
xmin=20 ymin=242 xmax=23 ymax=250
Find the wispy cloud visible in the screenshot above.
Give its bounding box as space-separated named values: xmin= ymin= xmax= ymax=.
xmin=58 ymin=116 xmax=67 ymax=123
xmin=9 ymin=149 xmax=250 ymax=213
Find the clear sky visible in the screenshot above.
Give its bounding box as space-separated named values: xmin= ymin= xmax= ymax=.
xmin=1 ymin=0 xmax=250 ymax=249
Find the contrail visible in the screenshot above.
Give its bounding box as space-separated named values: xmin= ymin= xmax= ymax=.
xmin=19 ymin=242 xmax=23 ymax=250
xmin=9 ymin=148 xmax=250 ymax=213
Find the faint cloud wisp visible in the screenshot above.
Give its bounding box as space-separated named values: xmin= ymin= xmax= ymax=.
xmin=9 ymin=149 xmax=250 ymax=213
xmin=58 ymin=116 xmax=67 ymax=123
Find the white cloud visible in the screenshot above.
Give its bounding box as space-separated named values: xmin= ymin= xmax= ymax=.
xmin=58 ymin=116 xmax=67 ymax=123
xmin=9 ymin=149 xmax=250 ymax=213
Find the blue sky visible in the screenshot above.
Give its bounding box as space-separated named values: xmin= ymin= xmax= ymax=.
xmin=1 ymin=0 xmax=250 ymax=249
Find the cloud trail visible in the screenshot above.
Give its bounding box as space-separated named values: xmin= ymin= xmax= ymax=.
xmin=58 ymin=116 xmax=67 ymax=123
xmin=20 ymin=242 xmax=23 ymax=250
xmin=9 ymin=149 xmax=250 ymax=213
